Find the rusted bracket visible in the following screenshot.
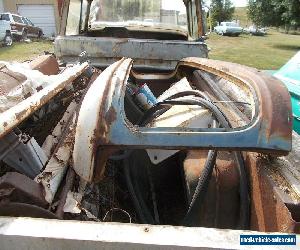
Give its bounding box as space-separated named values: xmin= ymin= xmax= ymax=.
xmin=73 ymin=58 xmax=292 ymax=182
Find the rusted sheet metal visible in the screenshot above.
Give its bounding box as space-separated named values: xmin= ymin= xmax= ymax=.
xmin=28 ymin=54 xmax=60 ymax=75
xmin=36 ymin=113 xmax=77 ymax=204
xmin=73 ymin=59 xmax=128 ymax=181
xmin=54 ymin=36 xmax=208 ymax=70
xmin=183 ymin=151 xmax=240 ymax=228
xmin=42 ymin=100 xmax=78 ymax=158
xmin=0 ymin=203 xmax=57 ymax=219
xmin=179 ymin=57 xmax=292 ymax=151
xmin=0 ymin=172 xmax=48 ymax=208
xmin=0 ymin=63 xmax=27 ymax=96
xmin=37 ymin=71 xmax=100 ymax=203
xmin=55 ymin=168 xmax=76 ymax=218
xmin=0 ymin=62 xmax=88 ymax=139
xmin=74 ymin=57 xmax=292 ymax=182
xmin=246 ymin=153 xmax=300 ymax=233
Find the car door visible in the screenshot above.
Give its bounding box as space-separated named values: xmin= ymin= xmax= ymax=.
xmin=25 ymin=18 xmax=39 ymax=37
xmin=21 ymin=17 xmax=31 ymax=36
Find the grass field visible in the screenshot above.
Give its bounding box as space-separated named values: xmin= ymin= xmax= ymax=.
xmin=0 ymin=31 xmax=299 ymax=70
xmin=0 ymin=40 xmax=53 ymax=62
xmin=206 ymin=31 xmax=300 ymax=69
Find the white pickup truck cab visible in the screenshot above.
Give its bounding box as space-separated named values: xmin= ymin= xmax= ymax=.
xmin=0 ymin=18 xmax=12 ymax=46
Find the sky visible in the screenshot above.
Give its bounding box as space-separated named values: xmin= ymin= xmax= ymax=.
xmin=204 ymin=0 xmax=248 ymax=7
xmin=163 ymin=0 xmax=248 ymax=12
xmin=232 ymin=0 xmax=248 ymax=7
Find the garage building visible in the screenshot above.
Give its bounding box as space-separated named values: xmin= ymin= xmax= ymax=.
xmin=1 ymin=0 xmax=60 ymax=37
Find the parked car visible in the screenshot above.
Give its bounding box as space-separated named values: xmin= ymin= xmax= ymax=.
xmin=214 ymin=22 xmax=243 ymax=36
xmin=244 ymin=25 xmax=266 ymax=36
xmin=0 ymin=16 xmax=12 ymax=46
xmin=0 ymin=13 xmax=43 ymax=40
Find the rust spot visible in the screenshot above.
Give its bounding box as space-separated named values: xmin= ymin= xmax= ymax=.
xmin=105 ymin=106 xmax=117 ymax=127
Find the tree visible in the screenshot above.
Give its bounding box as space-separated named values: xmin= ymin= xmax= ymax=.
xmin=247 ymin=0 xmax=300 ymax=32
xmin=210 ymin=0 xmax=235 ymax=26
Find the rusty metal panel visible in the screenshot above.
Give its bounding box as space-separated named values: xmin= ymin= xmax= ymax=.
xmin=73 ymin=59 xmax=126 ymax=182
xmin=73 ymin=57 xmax=292 ymax=182
xmin=0 ymin=62 xmax=88 ymax=139
xmin=0 ymin=172 xmax=47 ymax=208
xmin=246 ymin=153 xmax=300 ymax=233
xmin=0 ymin=63 xmax=27 ymax=96
xmin=28 ymin=54 xmax=60 ymax=75
xmin=183 ymin=151 xmax=240 ymax=228
xmin=54 ymin=36 xmax=208 ymax=70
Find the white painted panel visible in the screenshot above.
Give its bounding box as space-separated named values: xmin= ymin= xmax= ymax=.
xmin=0 ymin=0 xmax=4 ymax=13
xmin=17 ymin=4 xmax=56 ymax=37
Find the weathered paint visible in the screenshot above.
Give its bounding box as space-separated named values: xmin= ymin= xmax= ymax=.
xmin=73 ymin=57 xmax=292 ymax=182
xmin=73 ymin=59 xmax=128 ymax=182
xmin=54 ymin=36 xmax=208 ymax=70
xmin=0 ymin=217 xmax=298 ymax=250
xmin=274 ymin=51 xmax=300 ymax=134
xmin=0 ymin=62 xmax=88 ymax=139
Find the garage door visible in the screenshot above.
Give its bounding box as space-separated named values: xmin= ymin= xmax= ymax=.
xmin=0 ymin=0 xmax=4 ymax=13
xmin=17 ymin=5 xmax=56 ymax=37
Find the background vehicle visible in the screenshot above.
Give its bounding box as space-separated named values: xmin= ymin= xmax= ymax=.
xmin=0 ymin=15 xmax=12 ymax=46
xmin=0 ymin=12 xmax=43 ymax=40
xmin=214 ymin=22 xmax=243 ymax=36
xmin=244 ymin=25 xmax=266 ymax=36
xmin=21 ymin=16 xmax=43 ymax=38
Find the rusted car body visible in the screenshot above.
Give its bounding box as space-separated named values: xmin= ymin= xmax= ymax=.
xmin=0 ymin=0 xmax=299 ymax=249
xmin=0 ymin=12 xmax=43 ymax=40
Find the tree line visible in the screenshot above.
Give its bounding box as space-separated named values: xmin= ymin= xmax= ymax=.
xmin=248 ymin=0 xmax=300 ymax=32
xmin=206 ymin=0 xmax=299 ymax=32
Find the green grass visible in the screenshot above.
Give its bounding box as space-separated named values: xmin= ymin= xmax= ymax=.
xmin=206 ymin=31 xmax=300 ymax=69
xmin=0 ymin=40 xmax=53 ymax=62
xmin=0 ymin=32 xmax=299 ymax=70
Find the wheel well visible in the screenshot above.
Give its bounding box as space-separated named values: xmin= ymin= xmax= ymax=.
xmin=5 ymin=30 xmax=11 ymax=35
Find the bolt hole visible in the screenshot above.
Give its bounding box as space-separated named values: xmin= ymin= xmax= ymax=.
xmin=19 ymin=158 xmax=22 ymax=162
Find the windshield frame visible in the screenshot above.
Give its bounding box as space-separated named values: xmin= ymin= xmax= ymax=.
xmin=61 ymin=0 xmax=205 ymax=40
xmin=88 ymin=0 xmax=189 ymax=36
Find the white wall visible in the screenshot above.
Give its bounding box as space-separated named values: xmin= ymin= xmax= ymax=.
xmin=0 ymin=0 xmax=4 ymax=13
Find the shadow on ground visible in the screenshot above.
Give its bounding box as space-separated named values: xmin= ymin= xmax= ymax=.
xmin=272 ymin=44 xmax=300 ymax=51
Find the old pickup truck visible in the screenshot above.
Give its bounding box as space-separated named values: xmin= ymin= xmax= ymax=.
xmin=0 ymin=0 xmax=299 ymax=249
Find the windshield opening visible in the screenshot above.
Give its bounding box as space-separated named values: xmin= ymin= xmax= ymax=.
xmin=89 ymin=0 xmax=188 ymax=34
xmin=226 ymin=22 xmax=238 ymax=27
